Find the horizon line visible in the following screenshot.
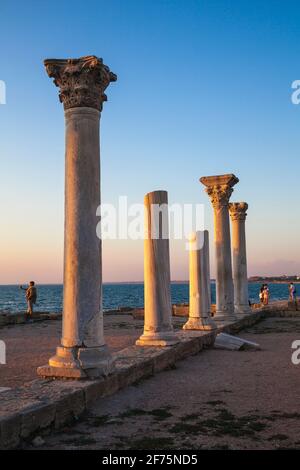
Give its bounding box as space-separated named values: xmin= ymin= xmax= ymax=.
xmin=1 ymin=276 xmax=299 ymax=287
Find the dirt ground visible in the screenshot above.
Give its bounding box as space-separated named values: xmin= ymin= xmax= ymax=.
xmin=0 ymin=314 xmax=188 ymax=388
xmin=21 ymin=316 xmax=300 ymax=450
xmin=0 ymin=314 xmax=145 ymax=388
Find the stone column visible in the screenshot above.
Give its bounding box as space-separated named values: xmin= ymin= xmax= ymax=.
xmin=200 ymin=174 xmax=239 ymax=321
xmin=136 ymin=190 xmax=178 ymax=346
xmin=37 ymin=56 xmax=117 ymax=379
xmin=183 ymin=230 xmax=217 ymax=330
xmin=229 ymin=202 xmax=251 ymax=314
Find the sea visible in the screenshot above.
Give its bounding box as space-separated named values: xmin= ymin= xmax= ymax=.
xmin=0 ymin=282 xmax=293 ymax=314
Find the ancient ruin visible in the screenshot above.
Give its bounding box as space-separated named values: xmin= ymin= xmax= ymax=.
xmin=37 ymin=56 xmax=117 ymax=379
xmin=136 ymin=190 xmax=178 ymax=346
xmin=200 ymin=174 xmax=239 ymax=321
xmin=229 ymin=202 xmax=251 ymax=314
xmin=183 ymin=230 xmax=217 ymax=330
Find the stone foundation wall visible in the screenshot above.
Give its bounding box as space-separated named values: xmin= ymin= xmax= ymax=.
xmin=0 ymin=312 xmax=61 ymax=328
xmin=1 ymin=300 xmax=298 ymax=329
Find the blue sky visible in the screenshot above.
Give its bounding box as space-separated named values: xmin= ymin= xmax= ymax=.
xmin=0 ymin=0 xmax=300 ymax=283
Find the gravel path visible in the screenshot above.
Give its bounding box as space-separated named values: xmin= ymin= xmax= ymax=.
xmin=23 ymin=317 xmax=300 ymax=450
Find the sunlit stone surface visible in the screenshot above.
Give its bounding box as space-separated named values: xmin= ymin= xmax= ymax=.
xmin=136 ymin=190 xmax=178 ymax=347
xmin=38 ymin=56 xmax=117 ymax=379
xmin=229 ymin=202 xmax=251 ymax=314
xmin=183 ymin=230 xmax=217 ymax=331
xmin=200 ymin=174 xmax=238 ymax=321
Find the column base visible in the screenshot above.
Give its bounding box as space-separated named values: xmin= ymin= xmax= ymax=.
xmin=213 ymin=310 xmax=237 ymax=322
xmin=37 ymin=345 xmax=114 ymax=380
xmin=136 ymin=330 xmax=179 ymax=347
xmin=234 ymin=304 xmax=251 ymax=314
xmin=183 ymin=316 xmax=217 ymax=331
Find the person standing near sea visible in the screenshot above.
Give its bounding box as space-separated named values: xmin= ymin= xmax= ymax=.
xmin=19 ymin=281 xmax=37 ymax=321
xmin=289 ymin=282 xmax=297 ymax=302
xmin=263 ymin=284 xmax=270 ymax=305
xmin=259 ymin=284 xmax=265 ymax=305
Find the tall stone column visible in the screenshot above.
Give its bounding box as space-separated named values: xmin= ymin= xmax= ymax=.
xmin=183 ymin=230 xmax=217 ymax=330
xmin=38 ymin=56 xmax=117 ymax=379
xmin=200 ymin=174 xmax=239 ymax=321
xmin=136 ymin=190 xmax=178 ymax=346
xmin=229 ymin=202 xmax=251 ymax=314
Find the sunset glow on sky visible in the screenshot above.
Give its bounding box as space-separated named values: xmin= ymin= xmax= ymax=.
xmin=1 ymin=0 xmax=300 ymax=284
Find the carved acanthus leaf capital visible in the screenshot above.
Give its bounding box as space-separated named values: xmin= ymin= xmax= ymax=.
xmin=205 ymin=184 xmax=234 ymax=209
xmin=229 ymin=202 xmax=248 ymax=221
xmin=44 ymin=55 xmax=117 ymax=111
xmin=200 ymin=174 xmax=239 ymax=209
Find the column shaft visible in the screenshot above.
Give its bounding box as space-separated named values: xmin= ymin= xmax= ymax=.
xmin=136 ymin=190 xmax=178 ymax=346
xmin=214 ymin=204 xmax=235 ymax=317
xmin=62 ymin=107 xmax=103 ymax=348
xmin=229 ymin=202 xmax=250 ymax=313
xmin=183 ymin=230 xmax=217 ymax=330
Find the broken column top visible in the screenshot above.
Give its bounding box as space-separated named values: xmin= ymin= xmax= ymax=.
xmin=44 ymin=55 xmax=117 ymax=111
xmin=200 ymin=174 xmax=239 ymax=188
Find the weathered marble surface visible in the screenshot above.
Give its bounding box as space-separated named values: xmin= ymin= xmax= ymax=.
xmin=229 ymin=202 xmax=251 ymax=314
xmin=136 ymin=190 xmax=178 ymax=346
xmin=38 ymin=56 xmax=116 ymax=379
xmin=183 ymin=231 xmax=217 ymax=331
xmin=200 ymin=174 xmax=238 ymax=321
xmin=214 ymin=332 xmax=260 ymax=350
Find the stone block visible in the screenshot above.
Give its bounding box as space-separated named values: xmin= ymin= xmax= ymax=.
xmin=174 ymin=337 xmax=201 ymax=361
xmin=116 ymin=357 xmax=154 ymax=388
xmin=54 ymin=389 xmax=85 ymax=429
xmin=201 ymin=331 xmax=217 ymax=348
xmin=214 ymin=332 xmax=260 ymax=351
xmin=151 ymin=347 xmax=176 ymax=372
xmin=21 ymin=402 xmax=56 ymax=438
xmin=84 ymin=374 xmax=120 ymax=407
xmin=37 ymin=364 xmax=87 ymax=379
xmin=0 ymin=414 xmax=21 ymax=449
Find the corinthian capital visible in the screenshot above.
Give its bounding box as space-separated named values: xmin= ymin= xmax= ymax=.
xmin=200 ymin=174 xmax=239 ymax=209
xmin=229 ymin=202 xmax=248 ymax=221
xmin=44 ymin=55 xmax=117 ymax=111
xmin=205 ymin=185 xmax=234 ymax=208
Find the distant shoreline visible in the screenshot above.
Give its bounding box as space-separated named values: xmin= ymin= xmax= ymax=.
xmin=248 ymin=280 xmax=300 ymax=284
xmin=0 ymin=280 xmax=299 ymax=286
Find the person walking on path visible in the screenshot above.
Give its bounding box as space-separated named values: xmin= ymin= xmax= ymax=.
xmin=19 ymin=281 xmax=37 ymax=321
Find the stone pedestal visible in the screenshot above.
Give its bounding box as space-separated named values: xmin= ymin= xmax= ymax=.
xmin=229 ymin=202 xmax=251 ymax=314
xmin=136 ymin=190 xmax=178 ymax=347
xmin=200 ymin=174 xmax=238 ymax=321
xmin=37 ymin=56 xmax=117 ymax=379
xmin=183 ymin=231 xmax=217 ymax=331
